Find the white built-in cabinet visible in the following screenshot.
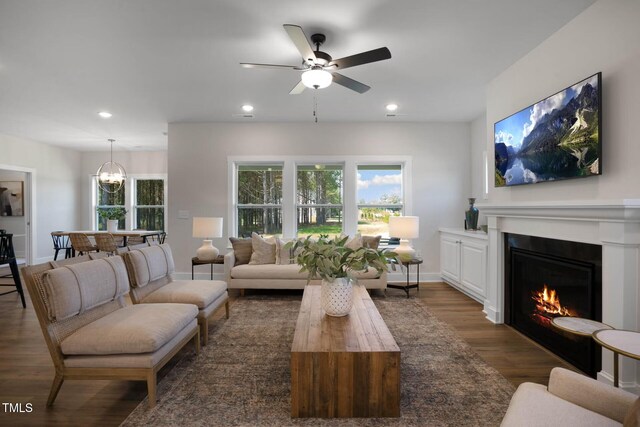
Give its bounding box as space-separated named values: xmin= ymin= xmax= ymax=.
xmin=439 ymin=228 xmax=488 ymax=303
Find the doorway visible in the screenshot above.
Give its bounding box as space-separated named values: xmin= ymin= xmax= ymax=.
xmin=0 ymin=164 xmax=35 ymax=265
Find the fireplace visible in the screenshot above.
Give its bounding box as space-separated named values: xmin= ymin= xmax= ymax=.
xmin=505 ymin=233 xmax=602 ymax=377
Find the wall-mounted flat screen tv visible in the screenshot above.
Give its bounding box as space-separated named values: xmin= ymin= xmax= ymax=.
xmin=494 ymin=72 xmax=601 ymax=187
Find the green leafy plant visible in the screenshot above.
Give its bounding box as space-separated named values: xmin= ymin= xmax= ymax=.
xmin=97 ymin=207 xmax=128 ymax=221
xmin=285 ymin=235 xmax=397 ymax=282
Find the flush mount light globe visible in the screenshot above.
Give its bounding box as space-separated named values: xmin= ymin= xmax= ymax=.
xmin=386 ymin=103 xmax=398 ymax=112
xmin=97 ymin=139 xmax=127 ymax=193
xmin=301 ymin=67 xmax=333 ymax=89
xmin=98 ymin=111 xmax=113 ymax=118
xmin=241 ymin=104 xmax=254 ymax=112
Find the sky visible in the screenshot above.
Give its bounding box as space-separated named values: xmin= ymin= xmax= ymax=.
xmin=357 ymin=169 xmax=402 ymax=204
xmin=494 ymin=74 xmax=598 ymax=149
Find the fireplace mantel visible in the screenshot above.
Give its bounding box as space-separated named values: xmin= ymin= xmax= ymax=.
xmin=478 ymin=199 xmax=640 ymax=391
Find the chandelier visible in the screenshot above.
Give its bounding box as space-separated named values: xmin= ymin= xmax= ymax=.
xmin=97 ymin=139 xmax=127 ymax=193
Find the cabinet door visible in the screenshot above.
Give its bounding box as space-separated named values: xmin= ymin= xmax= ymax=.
xmin=460 ymin=240 xmax=486 ymax=298
xmin=440 ymin=236 xmax=460 ymax=283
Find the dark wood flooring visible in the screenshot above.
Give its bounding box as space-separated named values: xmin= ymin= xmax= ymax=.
xmin=0 ymin=281 xmax=571 ymax=426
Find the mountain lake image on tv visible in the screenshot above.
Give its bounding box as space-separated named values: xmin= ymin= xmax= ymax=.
xmin=495 ymin=73 xmax=601 ymax=187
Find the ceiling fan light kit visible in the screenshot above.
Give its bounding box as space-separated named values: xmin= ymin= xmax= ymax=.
xmin=241 ymin=24 xmax=391 ymax=95
xmin=301 ymin=67 xmax=333 ymax=89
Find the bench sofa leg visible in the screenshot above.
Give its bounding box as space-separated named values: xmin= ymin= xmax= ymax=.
xmin=225 ymin=300 xmax=230 ymax=319
xmin=193 ymin=330 xmax=200 ymax=354
xmin=47 ymin=373 xmax=64 ymax=406
xmin=240 ymin=289 xmax=245 ymax=297
xmin=147 ymin=372 xmax=157 ymax=408
xmin=200 ymin=319 xmax=209 ymax=346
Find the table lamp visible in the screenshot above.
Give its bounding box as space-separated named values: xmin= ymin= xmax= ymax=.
xmin=193 ymin=217 xmax=223 ymax=261
xmin=389 ymin=216 xmax=419 ymax=260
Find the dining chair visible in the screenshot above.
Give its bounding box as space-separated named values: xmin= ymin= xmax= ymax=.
xmin=0 ymin=233 xmax=26 ymax=308
xmin=94 ymin=234 xmax=118 ymax=255
xmin=68 ymin=233 xmax=98 ymax=256
xmin=51 ymin=232 xmax=73 ymax=260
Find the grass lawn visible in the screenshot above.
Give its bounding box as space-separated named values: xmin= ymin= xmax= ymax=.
xmin=297 ymin=223 xmax=343 ymax=237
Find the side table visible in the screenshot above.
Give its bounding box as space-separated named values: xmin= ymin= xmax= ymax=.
xmin=387 ymin=258 xmax=423 ymax=298
xmin=593 ymin=329 xmax=640 ymax=388
xmin=192 ymin=255 xmax=224 ymax=280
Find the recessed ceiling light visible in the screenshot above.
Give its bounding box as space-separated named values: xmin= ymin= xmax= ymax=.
xmin=242 ymin=105 xmax=254 ymax=112
xmin=98 ymin=111 xmax=113 ymax=118
xmin=386 ymin=104 xmax=398 ymax=112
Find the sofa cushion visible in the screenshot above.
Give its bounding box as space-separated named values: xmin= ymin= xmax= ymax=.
xmin=275 ymin=237 xmax=294 ymax=265
xmin=345 ymin=233 xmax=363 ymax=250
xmin=501 ymin=382 xmax=620 ymax=427
xmin=60 ymin=303 xmax=198 ymax=355
xmin=125 ymin=244 xmax=175 ymax=288
xmin=231 ymin=263 xmax=381 ymax=280
xmin=142 ymin=280 xmax=227 ymax=309
xmin=229 ymin=237 xmax=252 ymax=265
xmin=42 ymin=257 xmax=130 ymax=321
xmin=249 ymin=232 xmax=276 ymax=265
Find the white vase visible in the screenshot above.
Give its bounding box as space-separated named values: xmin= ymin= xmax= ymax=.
xmin=321 ymin=277 xmax=353 ymax=317
xmin=107 ymin=220 xmax=119 ymax=233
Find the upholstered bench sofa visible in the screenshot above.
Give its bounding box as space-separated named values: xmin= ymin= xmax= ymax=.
xmin=224 ymin=233 xmax=388 ymax=291
xmin=22 ymin=255 xmax=200 ymax=408
xmin=123 ymin=244 xmax=229 ymax=345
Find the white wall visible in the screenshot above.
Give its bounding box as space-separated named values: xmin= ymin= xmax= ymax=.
xmin=0 ymin=133 xmax=82 ymax=262
xmin=168 ymin=122 xmax=471 ymax=276
xmin=470 ymin=113 xmax=488 ymax=226
xmin=481 ymin=0 xmax=640 ymax=202
xmin=79 ymin=150 xmax=167 ymax=229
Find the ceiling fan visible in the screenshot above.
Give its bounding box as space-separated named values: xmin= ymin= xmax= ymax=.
xmin=241 ymin=24 xmax=391 ymax=94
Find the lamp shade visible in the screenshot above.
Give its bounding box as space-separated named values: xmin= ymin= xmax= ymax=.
xmin=192 ymin=217 xmax=223 ymax=238
xmin=389 ymin=216 xmax=419 ymax=239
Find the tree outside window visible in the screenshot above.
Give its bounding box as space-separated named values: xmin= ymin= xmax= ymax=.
xmin=296 ymin=164 xmax=343 ymax=238
xmin=237 ymin=165 xmax=283 ymax=237
xmin=356 ymin=165 xmax=403 ymax=237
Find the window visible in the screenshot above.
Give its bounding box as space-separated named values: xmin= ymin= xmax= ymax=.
xmin=356 ymin=165 xmax=403 ymax=237
xmin=92 ymin=175 xmax=167 ymax=231
xmin=96 ymin=181 xmax=126 ymax=231
xmin=296 ymin=164 xmax=343 ymax=238
xmin=230 ymin=157 xmax=410 ymax=239
xmin=236 ymin=165 xmax=283 ymax=237
xmin=134 ymin=179 xmax=165 ymax=230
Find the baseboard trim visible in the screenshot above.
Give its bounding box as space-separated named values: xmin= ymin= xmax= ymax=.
xmin=597 ymin=371 xmax=640 ymax=394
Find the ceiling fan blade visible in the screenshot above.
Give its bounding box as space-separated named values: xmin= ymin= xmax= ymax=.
xmin=240 ymin=62 xmax=304 ymax=70
xmin=283 ymin=24 xmax=317 ymax=63
xmin=332 ymin=73 xmax=370 ymax=94
xmin=289 ymin=80 xmax=306 ymax=95
xmin=331 ymin=47 xmax=391 ymax=70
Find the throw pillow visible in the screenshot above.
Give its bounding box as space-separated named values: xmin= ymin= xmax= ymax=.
xmin=362 ymin=235 xmax=382 ymax=250
xmin=229 ymin=237 xmax=252 ymax=266
xmin=249 ymin=232 xmax=276 ymax=265
xmin=345 ymin=233 xmax=363 ymax=250
xmin=275 ymin=238 xmax=293 ymax=265
xmin=624 ymin=397 xmax=640 ymax=427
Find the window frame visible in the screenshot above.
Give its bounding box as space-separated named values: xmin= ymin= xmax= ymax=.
xmin=132 ymin=176 xmax=168 ymax=231
xmin=228 ymin=156 xmax=412 ymax=239
xmin=356 ymin=164 xmax=405 ymax=238
xmin=92 ymin=174 xmax=168 ymax=231
xmin=295 ymin=163 xmax=345 ymax=237
xmin=234 ymin=163 xmax=284 ymax=237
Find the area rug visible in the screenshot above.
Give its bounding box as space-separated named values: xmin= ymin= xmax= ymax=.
xmin=121 ymin=294 xmax=515 ymax=426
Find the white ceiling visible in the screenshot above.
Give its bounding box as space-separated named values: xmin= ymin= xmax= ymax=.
xmin=0 ymin=0 xmax=596 ymax=151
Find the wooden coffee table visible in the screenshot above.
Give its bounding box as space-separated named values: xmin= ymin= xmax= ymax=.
xmin=291 ymin=283 xmax=401 ymax=418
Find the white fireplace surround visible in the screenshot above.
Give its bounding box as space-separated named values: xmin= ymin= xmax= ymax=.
xmin=478 ymin=199 xmax=640 ymax=392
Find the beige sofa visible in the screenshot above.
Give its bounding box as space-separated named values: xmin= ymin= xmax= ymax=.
xmin=223 ymin=250 xmax=387 ymax=291
xmin=501 ymin=367 xmax=638 ymax=426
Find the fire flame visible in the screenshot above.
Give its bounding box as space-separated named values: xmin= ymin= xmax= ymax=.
xmin=532 ymin=284 xmax=571 ymax=316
